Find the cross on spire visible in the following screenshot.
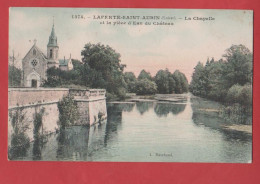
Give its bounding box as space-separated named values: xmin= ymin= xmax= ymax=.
xmin=53 ymin=16 xmax=55 ymax=27
xmin=33 ymin=39 xmax=37 ymax=45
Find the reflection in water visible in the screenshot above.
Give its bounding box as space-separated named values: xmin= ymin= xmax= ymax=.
xmin=154 ymin=103 xmax=186 ymax=117
xmin=107 ymin=103 xmax=135 ymax=113
xmin=9 ymin=134 xmax=30 ymax=160
xmin=121 ymin=103 xmax=135 ymax=112
xmin=104 ymin=104 xmax=124 ymax=144
xmin=56 ymin=126 xmax=90 ymax=160
xmin=136 ymin=102 xmax=153 ymax=115
xmin=32 ymin=138 xmax=44 ymax=160
xmin=9 ymin=94 xmax=252 ymax=162
xmin=191 ymin=97 xmax=252 ymax=143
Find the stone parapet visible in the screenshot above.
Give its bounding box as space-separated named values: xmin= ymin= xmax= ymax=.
xmin=69 ymin=89 xmax=106 ymax=101
xmin=8 ymin=88 xmax=69 ymax=108
xmin=8 ymin=88 xmax=106 ymax=108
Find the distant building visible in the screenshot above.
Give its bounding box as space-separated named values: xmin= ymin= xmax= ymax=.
xmin=22 ymin=21 xmax=73 ymax=87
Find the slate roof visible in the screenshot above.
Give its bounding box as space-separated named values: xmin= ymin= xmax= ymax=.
xmin=23 ymin=44 xmax=47 ymax=60
xmin=34 ymin=45 xmax=48 ymax=59
xmin=47 ymin=24 xmax=58 ymax=47
xmin=59 ymin=59 xmax=70 ymax=66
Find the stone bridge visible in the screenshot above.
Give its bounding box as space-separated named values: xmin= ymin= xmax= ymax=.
xmin=8 ymin=88 xmax=107 ymax=145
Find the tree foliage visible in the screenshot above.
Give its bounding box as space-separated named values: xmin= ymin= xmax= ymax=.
xmin=135 ymin=78 xmax=157 ymax=95
xmin=155 ymin=69 xmax=176 ymax=94
xmin=43 ymin=67 xmax=83 ymax=87
xmin=138 ymin=70 xmax=152 ymax=80
xmin=190 ymin=44 xmax=253 ymax=106
xmin=123 ymin=69 xmax=189 ymax=95
xmin=222 ymin=44 xmax=253 ymax=88
xmin=44 ymin=42 xmax=190 ymax=98
xmin=124 ymin=72 xmax=137 ymax=93
xmin=172 ymin=70 xmax=189 ymax=94
xmin=81 ymin=43 xmax=127 ymax=99
xmin=9 ymin=65 xmax=22 ymax=87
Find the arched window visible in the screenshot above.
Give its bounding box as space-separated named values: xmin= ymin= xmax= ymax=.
xmin=33 ymin=49 xmax=36 ymax=56
xmin=50 ymin=49 xmax=53 ymax=58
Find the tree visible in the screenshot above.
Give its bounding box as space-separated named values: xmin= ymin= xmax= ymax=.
xmin=81 ymin=43 xmax=127 ymax=99
xmin=124 ymin=72 xmax=137 ymax=93
xmin=155 ymin=69 xmax=175 ymax=94
xmin=172 ymin=70 xmax=189 ymax=94
xmin=124 ymin=72 xmax=136 ymax=83
xmin=44 ymin=67 xmax=62 ymax=87
xmin=8 ymin=65 xmax=22 ymax=87
xmin=135 ymin=78 xmax=157 ymax=95
xmin=71 ymin=59 xmax=83 ymax=70
xmin=189 ymin=62 xmax=205 ymax=96
xmin=222 ymin=44 xmax=253 ymax=88
xmin=206 ymin=60 xmax=227 ymax=101
xmin=43 ymin=66 xmax=84 ymax=87
xmin=190 ymin=44 xmax=252 ymax=105
xmin=138 ymin=70 xmax=152 ymax=80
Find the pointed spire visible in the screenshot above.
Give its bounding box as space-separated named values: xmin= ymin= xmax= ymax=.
xmin=47 ymin=16 xmax=58 ymax=47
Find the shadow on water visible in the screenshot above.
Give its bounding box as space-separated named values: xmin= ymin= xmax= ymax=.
xmin=191 ymin=97 xmax=252 ymax=143
xmin=154 ymin=102 xmax=186 ymax=117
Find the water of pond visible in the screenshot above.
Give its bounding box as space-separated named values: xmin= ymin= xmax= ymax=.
xmin=9 ymin=94 xmax=252 ymax=162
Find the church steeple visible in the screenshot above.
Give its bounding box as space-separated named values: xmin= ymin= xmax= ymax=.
xmin=47 ymin=18 xmax=58 ymax=47
xmin=47 ymin=17 xmax=59 ymax=64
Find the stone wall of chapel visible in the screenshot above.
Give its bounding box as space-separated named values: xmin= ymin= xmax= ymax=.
xmin=22 ymin=47 xmax=48 ymax=86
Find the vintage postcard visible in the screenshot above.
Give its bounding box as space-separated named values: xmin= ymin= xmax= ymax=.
xmin=8 ymin=7 xmax=253 ymax=162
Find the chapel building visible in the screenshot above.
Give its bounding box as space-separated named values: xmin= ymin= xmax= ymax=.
xmin=22 ymin=22 xmax=73 ymax=87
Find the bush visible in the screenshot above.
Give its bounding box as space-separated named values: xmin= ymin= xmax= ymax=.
xmin=226 ymin=84 xmax=252 ymax=106
xmin=57 ymin=95 xmax=79 ymax=129
xmin=226 ymin=84 xmax=243 ymax=103
xmin=238 ymin=84 xmax=252 ymax=106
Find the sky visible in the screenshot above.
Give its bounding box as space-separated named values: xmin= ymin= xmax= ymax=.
xmin=9 ymin=8 xmax=253 ymax=82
